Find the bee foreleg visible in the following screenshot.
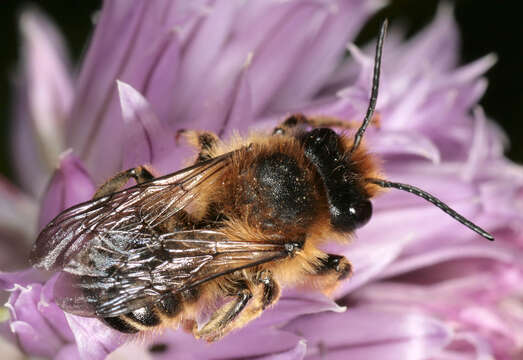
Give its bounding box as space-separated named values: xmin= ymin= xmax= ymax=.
xmin=309 ymin=254 xmax=352 ymax=293
xmin=273 ymin=113 xmax=380 ymax=135
xmin=93 ymin=165 xmax=156 ymax=199
xmin=176 ymin=130 xmax=219 ymax=163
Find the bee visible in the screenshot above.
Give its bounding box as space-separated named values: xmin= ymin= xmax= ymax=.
xmin=30 ymin=20 xmax=493 ymax=342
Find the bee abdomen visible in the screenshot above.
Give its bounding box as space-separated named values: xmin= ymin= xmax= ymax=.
xmin=126 ymin=305 xmax=162 ymax=327
xmin=156 ymin=293 xmax=183 ymax=317
xmin=102 ymin=315 xmax=140 ymax=333
xmin=103 ymin=295 xmax=183 ymax=333
xmin=103 ymin=305 xmax=161 ymax=333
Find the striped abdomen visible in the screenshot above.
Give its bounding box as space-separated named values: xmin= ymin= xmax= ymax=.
xmin=102 ymin=293 xmax=183 ymax=333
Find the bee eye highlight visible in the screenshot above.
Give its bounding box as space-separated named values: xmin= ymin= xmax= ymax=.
xmin=330 ymin=199 xmax=373 ymax=232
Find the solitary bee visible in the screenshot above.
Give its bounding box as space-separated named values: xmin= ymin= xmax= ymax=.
xmin=30 ymin=20 xmax=493 ymax=342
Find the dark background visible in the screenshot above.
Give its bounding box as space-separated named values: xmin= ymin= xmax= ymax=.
xmin=1 ymin=0 xmax=522 ymax=182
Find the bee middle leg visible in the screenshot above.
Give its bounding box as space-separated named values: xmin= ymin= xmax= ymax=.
xmin=194 ymin=270 xmax=280 ymax=342
xmin=273 ymin=113 xmax=381 ymax=135
xmin=176 ymin=129 xmax=220 ymax=163
xmin=93 ymin=165 xmax=156 ymax=199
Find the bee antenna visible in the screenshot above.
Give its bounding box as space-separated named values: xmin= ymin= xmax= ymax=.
xmin=350 ymin=19 xmax=388 ymax=155
xmin=366 ymin=178 xmax=495 ymax=241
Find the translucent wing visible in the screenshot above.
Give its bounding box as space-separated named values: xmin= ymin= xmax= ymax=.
xmin=54 ymin=229 xmax=288 ymax=317
xmin=31 ymin=151 xmax=237 ymax=271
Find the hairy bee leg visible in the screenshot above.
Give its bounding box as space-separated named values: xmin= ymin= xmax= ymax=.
xmin=315 ymin=254 xmax=352 ymax=280
xmin=195 ymin=270 xmax=280 ymax=342
xmin=176 ymin=129 xmax=220 ymax=163
xmin=273 ymin=113 xmax=381 ymax=135
xmin=92 ymin=165 xmax=156 ymax=199
xmin=308 ymin=254 xmax=352 ymax=294
xmin=194 ymin=286 xmax=253 ymax=342
xmin=256 ymin=269 xmax=281 ymax=310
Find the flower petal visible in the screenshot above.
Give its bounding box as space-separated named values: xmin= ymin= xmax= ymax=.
xmin=150 ymin=327 xmax=303 ymax=360
xmin=255 ymin=289 xmax=345 ymax=328
xmin=55 ymin=344 xmax=82 ymax=360
xmin=284 ymin=305 xmax=452 ymax=360
xmin=369 ymin=130 xmax=441 ymax=163
xmin=223 ymin=55 xmax=254 ymax=135
xmin=0 ymin=178 xmax=37 ymax=271
xmin=117 ymin=81 xmax=176 ymax=173
xmin=12 ymin=9 xmax=73 ymax=196
xmin=333 ymin=232 xmax=411 ymax=297
xmin=65 ymin=314 xmax=126 ymax=360
xmin=144 ymin=30 xmax=181 ymax=128
xmin=246 ymin=2 xmax=326 ymax=115
xmin=256 ymin=340 xmax=306 ymax=360
xmin=5 ymin=279 xmax=73 ymax=358
xmin=172 ymin=0 xmax=240 ymax=126
xmin=68 ymin=1 xmax=206 ymax=181
xmin=0 ymin=269 xmax=46 ymax=291
xmin=380 ymin=243 xmax=518 ymax=279
xmin=270 ymin=0 xmax=382 ymax=111
xmin=194 ymin=52 xmax=254 ymax=136
xmin=37 ymin=151 xmax=95 ymax=231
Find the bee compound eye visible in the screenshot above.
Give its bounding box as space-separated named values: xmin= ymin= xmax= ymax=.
xmin=350 ymin=199 xmax=372 ymax=229
xmin=330 ymin=199 xmax=373 ymax=232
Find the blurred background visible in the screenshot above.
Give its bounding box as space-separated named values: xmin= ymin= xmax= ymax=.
xmin=1 ymin=0 xmax=522 ymax=182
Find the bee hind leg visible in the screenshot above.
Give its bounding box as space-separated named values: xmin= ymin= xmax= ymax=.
xmin=194 ymin=285 xmax=252 ymax=342
xmin=176 ymin=130 xmax=219 ymax=163
xmin=194 ymin=270 xmax=280 ymax=342
xmin=273 ymin=113 xmax=380 ymax=135
xmin=92 ymin=165 xmax=156 ymax=199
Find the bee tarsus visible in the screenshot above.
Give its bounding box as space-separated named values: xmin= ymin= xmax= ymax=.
xmin=93 ymin=165 xmax=155 ymax=199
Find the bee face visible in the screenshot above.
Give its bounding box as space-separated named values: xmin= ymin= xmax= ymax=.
xmin=301 ymin=127 xmax=373 ymax=232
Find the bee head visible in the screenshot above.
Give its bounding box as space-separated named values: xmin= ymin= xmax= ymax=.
xmin=302 ymin=127 xmax=373 ymax=232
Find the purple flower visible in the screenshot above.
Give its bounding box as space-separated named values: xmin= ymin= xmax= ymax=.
xmin=1 ymin=1 xmax=522 ymax=359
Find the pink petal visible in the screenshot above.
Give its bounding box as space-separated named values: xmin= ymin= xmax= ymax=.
xmin=246 ymin=3 xmax=325 ymax=115
xmin=6 ymin=279 xmax=73 ymax=358
xmin=151 ymin=327 xmax=303 ymax=360
xmin=0 ymin=269 xmax=46 ymax=291
xmin=144 ymin=30 xmax=181 ymax=127
xmin=55 ymin=344 xmax=81 ymax=360
xmin=270 ymin=0 xmax=382 ymax=111
xmin=65 ymin=315 xmax=126 ymax=360
xmin=369 ymin=130 xmax=441 ymax=163
xmin=0 ymin=177 xmax=37 ymax=271
xmin=117 ymin=81 xmax=176 ymax=173
xmin=172 ymin=0 xmax=239 ymax=125
xmin=69 ymin=1 xmax=201 ymax=181
xmin=224 ymin=56 xmax=254 ymax=135
xmin=12 ymin=9 xmax=73 ymax=197
xmin=38 ymin=151 xmax=95 ymax=231
xmin=284 ymin=305 xmax=452 ymax=360
xmin=255 ymin=289 xmax=345 ymax=328
xmin=195 ymin=53 xmax=254 ymax=136
xmin=256 ymin=340 xmax=306 ymax=360
xmin=333 ymin=232 xmax=410 ymax=297
xmin=381 ymin=241 xmax=519 ymax=279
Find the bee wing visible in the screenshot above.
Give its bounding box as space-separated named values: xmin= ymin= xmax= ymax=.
xmin=53 ymin=229 xmax=288 ymax=317
xmin=31 ymin=151 xmax=237 ymax=271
